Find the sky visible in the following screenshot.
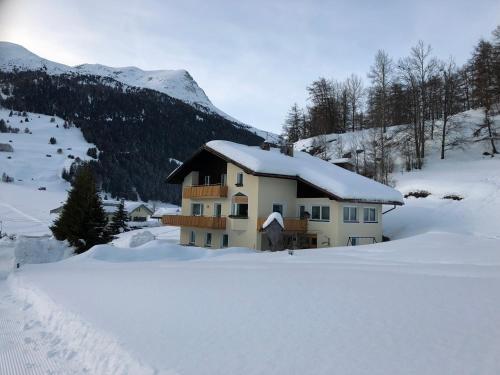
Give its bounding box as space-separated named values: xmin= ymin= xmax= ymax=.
xmin=0 ymin=0 xmax=499 ymax=134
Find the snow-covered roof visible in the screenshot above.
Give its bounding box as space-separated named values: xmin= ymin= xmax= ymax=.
xmin=152 ymin=207 xmax=180 ymax=217
xmin=180 ymin=140 xmax=403 ymax=205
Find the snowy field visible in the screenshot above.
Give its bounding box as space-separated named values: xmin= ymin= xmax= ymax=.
xmin=4 ymin=230 xmax=500 ymax=375
xmin=1 ymin=109 xmax=500 ymax=374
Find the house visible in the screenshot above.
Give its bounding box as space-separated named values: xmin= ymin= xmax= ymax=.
xmin=164 ymin=140 xmax=404 ymax=250
xmin=51 ymin=201 xmax=154 ymax=223
xmin=152 ymin=206 xmax=180 ymax=221
xmin=102 ymin=201 xmax=154 ymax=223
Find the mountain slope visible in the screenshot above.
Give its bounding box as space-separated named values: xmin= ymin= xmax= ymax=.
xmin=0 ymin=69 xmax=264 ymax=203
xmin=0 ymin=41 xmax=277 ymax=141
xmin=0 ymin=108 xmax=95 ymax=235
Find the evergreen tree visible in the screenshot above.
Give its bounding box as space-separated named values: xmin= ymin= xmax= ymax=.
xmin=471 ymin=39 xmax=498 ymax=154
xmin=282 ymin=103 xmax=303 ymax=143
xmin=107 ymin=200 xmax=129 ymax=235
xmin=51 ymin=166 xmax=111 ymax=253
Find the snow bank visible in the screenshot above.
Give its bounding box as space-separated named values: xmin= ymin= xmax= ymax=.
xmin=111 ymin=226 xmax=181 ymax=248
xmin=0 ymin=237 xmax=15 ymax=279
xmin=76 ymin=240 xmax=254 ymax=263
xmin=129 ymin=230 xmax=155 ymax=247
xmin=14 ymin=235 xmax=73 ymax=266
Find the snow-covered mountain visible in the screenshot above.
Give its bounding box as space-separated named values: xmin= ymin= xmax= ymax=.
xmin=0 ymin=41 xmax=278 ymax=141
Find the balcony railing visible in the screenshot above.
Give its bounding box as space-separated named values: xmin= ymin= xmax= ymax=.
xmin=257 ymin=217 xmax=308 ymax=232
xmin=162 ymin=215 xmax=226 ymax=229
xmin=183 ymin=184 xmax=228 ymax=199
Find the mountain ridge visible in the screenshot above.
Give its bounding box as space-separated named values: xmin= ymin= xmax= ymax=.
xmin=0 ymin=41 xmax=277 ymax=141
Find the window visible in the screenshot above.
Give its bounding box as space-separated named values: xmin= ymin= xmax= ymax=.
xmin=204 ymin=175 xmax=211 ymax=185
xmin=343 ymin=206 xmax=358 ymax=222
xmin=214 ymin=203 xmax=222 ymax=217
xmin=311 ymin=205 xmax=330 ymax=221
xmin=321 ymin=206 xmax=330 ymax=221
xmin=236 ymin=172 xmax=244 ymax=186
xmin=191 ymin=203 xmax=203 ymax=216
xmin=205 ymin=233 xmax=212 ymax=247
xmin=189 ymin=231 xmax=196 ymax=245
xmin=297 ymin=205 xmax=306 ymax=218
xmin=351 ymin=237 xmax=357 ymax=246
xmin=231 ymin=203 xmax=248 ymax=217
xmin=221 ymin=174 xmax=227 ymax=186
xmin=363 ymin=207 xmax=377 ymax=223
xmin=222 ymin=234 xmax=229 ymax=248
xmin=272 ymin=203 xmax=284 ymax=215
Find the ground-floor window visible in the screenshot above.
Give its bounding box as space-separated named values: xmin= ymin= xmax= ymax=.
xmin=343 ymin=206 xmax=358 ymax=222
xmin=222 ymin=234 xmax=229 ymax=248
xmin=189 ymin=230 xmax=196 ymax=245
xmin=363 ymin=207 xmax=377 ymax=223
xmin=205 ymin=232 xmax=212 ymax=247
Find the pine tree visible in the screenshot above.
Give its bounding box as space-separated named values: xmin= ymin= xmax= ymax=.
xmin=282 ymin=104 xmax=303 ymax=142
xmin=51 ymin=166 xmax=111 ymax=253
xmin=471 ymin=39 xmax=498 ymax=154
xmin=107 ymin=200 xmax=129 ymax=236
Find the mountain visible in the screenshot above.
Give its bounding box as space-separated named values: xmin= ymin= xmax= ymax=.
xmin=0 ymin=41 xmax=277 ymax=141
xmin=0 ymin=43 xmax=267 ymax=203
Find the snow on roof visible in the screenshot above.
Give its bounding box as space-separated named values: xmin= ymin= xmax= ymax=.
xmin=102 ymin=201 xmax=153 ymax=214
xmin=262 ymin=212 xmax=284 ymax=229
xmin=205 ymin=141 xmax=404 ymax=204
xmin=152 ymin=207 xmax=180 ymax=217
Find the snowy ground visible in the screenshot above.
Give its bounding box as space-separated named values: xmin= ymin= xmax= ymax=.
xmin=1 ymin=109 xmax=500 ymax=374
xmin=4 ymin=231 xmax=500 ymax=375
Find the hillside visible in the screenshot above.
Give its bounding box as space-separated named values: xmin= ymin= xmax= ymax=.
xmin=0 ymin=108 xmax=94 ymax=235
xmin=0 ymin=70 xmax=265 ymax=202
xmin=0 ymin=41 xmax=276 ymax=141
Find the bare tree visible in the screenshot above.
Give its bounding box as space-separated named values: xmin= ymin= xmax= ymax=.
xmin=346 ymin=74 xmax=364 ymax=131
xmin=409 ymin=40 xmax=438 ymax=159
xmin=368 ymin=50 xmax=394 ymax=183
xmin=439 ymin=58 xmax=458 ymax=159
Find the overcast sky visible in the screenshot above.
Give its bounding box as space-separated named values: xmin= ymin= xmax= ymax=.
xmin=1 ymin=0 xmax=499 ymax=133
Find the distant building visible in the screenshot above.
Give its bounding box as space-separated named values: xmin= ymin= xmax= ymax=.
xmin=51 ymin=201 xmax=154 ymax=223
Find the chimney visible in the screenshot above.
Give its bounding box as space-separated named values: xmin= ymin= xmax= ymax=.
xmin=280 ymin=143 xmax=294 ymax=157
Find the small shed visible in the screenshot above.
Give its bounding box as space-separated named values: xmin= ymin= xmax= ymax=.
xmin=262 ymin=212 xmax=284 ymax=251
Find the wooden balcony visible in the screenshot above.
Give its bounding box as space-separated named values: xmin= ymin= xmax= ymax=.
xmin=162 ymin=215 xmax=226 ymax=229
xmin=183 ymin=184 xmax=228 ymax=199
xmin=257 ymin=217 xmax=308 ymax=232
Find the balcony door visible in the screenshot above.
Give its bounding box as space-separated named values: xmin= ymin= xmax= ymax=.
xmin=214 ymin=203 xmax=222 ymax=217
